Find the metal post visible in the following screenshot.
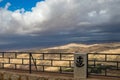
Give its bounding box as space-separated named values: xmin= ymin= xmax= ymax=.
xmin=22 ymin=58 xmax=24 ymax=64
xmin=15 ymin=53 xmax=17 ymax=58
xmin=105 ymin=54 xmax=107 ymax=76
xmin=15 ymin=64 xmax=17 ymax=70
xmin=105 ymin=54 xmax=107 ymax=61
xmin=117 ymin=62 xmax=119 ymax=70
xmin=60 ymin=66 xmax=62 ymax=73
xmin=29 ymin=53 xmax=32 ymax=73
xmin=60 ymin=53 xmax=62 ymax=60
xmin=94 ymin=60 xmax=96 ymax=67
xmin=87 ymin=53 xmax=88 ymax=78
xmin=2 ymin=52 xmax=4 ymax=69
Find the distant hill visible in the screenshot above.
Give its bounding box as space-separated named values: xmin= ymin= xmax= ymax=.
xmin=29 ymin=42 xmax=120 ymax=53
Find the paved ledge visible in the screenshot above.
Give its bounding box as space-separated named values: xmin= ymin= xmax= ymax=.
xmin=0 ymin=69 xmax=74 ymax=80
xmin=0 ymin=69 xmax=120 ymax=80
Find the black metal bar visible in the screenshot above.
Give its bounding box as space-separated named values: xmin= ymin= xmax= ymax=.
xmin=2 ymin=63 xmax=4 ymax=69
xmin=15 ymin=53 xmax=17 ymax=58
xmin=29 ymin=53 xmax=32 ymax=73
xmin=2 ymin=52 xmax=4 ymax=69
xmin=105 ymin=68 xmax=107 ymax=76
xmin=15 ymin=64 xmax=17 ymax=70
xmin=87 ymin=53 xmax=88 ymax=78
xmin=105 ymin=54 xmax=107 ymax=61
xmin=43 ymin=66 xmax=44 ymax=72
xmin=93 ymin=60 xmax=96 ymax=67
xmin=8 ymin=58 xmax=10 ymax=63
xmin=0 ymin=52 xmax=74 ymax=54
xmin=117 ymin=61 xmax=119 ymax=70
xmin=51 ymin=60 xmax=53 ymax=66
xmin=2 ymin=52 xmax=4 ymax=58
xmin=60 ymin=66 xmax=62 ymax=73
xmin=69 ymin=61 xmax=71 ymax=67
xmin=60 ymin=53 xmax=62 ymax=60
xmin=31 ymin=54 xmax=38 ymax=71
xmin=22 ymin=58 xmax=24 ymax=64
xmin=88 ymin=53 xmax=120 ymax=55
xmin=42 ymin=53 xmax=44 ymax=59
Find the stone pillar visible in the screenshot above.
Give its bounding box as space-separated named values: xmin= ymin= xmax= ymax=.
xmin=74 ymin=53 xmax=87 ymax=80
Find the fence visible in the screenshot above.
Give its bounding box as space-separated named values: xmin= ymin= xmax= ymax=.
xmin=0 ymin=52 xmax=120 ymax=78
xmin=87 ymin=53 xmax=120 ymax=77
xmin=0 ymin=52 xmax=74 ymax=74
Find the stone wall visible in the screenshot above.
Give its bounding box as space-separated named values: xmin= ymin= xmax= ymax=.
xmin=0 ymin=70 xmax=74 ymax=80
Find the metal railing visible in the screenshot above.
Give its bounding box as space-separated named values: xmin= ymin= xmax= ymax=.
xmin=87 ymin=53 xmax=120 ymax=77
xmin=0 ymin=52 xmax=120 ymax=78
xmin=0 ymin=52 xmax=74 ymax=74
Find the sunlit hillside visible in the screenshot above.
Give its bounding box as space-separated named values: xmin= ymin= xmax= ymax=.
xmin=31 ymin=42 xmax=120 ymax=53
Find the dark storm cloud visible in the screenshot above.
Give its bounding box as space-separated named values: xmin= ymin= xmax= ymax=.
xmin=0 ymin=0 xmax=120 ymax=50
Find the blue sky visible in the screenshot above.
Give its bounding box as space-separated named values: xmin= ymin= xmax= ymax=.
xmin=0 ymin=0 xmax=44 ymax=11
xmin=0 ymin=0 xmax=120 ymax=50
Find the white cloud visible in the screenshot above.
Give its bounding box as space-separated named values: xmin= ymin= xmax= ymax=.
xmin=4 ymin=2 xmax=11 ymax=9
xmin=88 ymin=11 xmax=97 ymax=17
xmin=0 ymin=0 xmax=120 ymax=35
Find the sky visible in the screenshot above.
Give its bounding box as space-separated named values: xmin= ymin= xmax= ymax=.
xmin=0 ymin=0 xmax=120 ymax=50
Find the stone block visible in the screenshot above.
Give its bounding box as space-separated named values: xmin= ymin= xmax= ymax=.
xmin=38 ymin=77 xmax=48 ymax=80
xmin=28 ymin=76 xmax=39 ymax=80
xmin=0 ymin=72 xmax=4 ymax=80
xmin=11 ymin=74 xmax=20 ymax=80
xmin=74 ymin=53 xmax=87 ymax=79
xmin=3 ymin=73 xmax=11 ymax=80
xmin=0 ymin=74 xmax=3 ymax=80
xmin=20 ymin=75 xmax=28 ymax=80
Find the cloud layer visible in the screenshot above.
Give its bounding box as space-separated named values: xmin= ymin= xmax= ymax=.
xmin=0 ymin=0 xmax=120 ymax=50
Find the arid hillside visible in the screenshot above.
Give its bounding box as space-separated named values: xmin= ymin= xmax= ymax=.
xmin=31 ymin=42 xmax=120 ymax=53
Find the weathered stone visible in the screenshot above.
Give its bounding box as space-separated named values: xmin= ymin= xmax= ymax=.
xmin=28 ymin=76 xmax=39 ymax=80
xmin=74 ymin=53 xmax=87 ymax=79
xmin=11 ymin=74 xmax=20 ymax=80
xmin=0 ymin=71 xmax=5 ymax=80
xmin=20 ymin=75 xmax=28 ymax=80
xmin=38 ymin=77 xmax=48 ymax=80
xmin=0 ymin=73 xmax=3 ymax=80
xmin=55 ymin=78 xmax=67 ymax=80
xmin=3 ymin=73 xmax=11 ymax=80
xmin=47 ymin=77 xmax=55 ymax=80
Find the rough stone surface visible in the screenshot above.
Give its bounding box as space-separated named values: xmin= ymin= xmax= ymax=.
xmin=38 ymin=77 xmax=48 ymax=80
xmin=11 ymin=74 xmax=20 ymax=80
xmin=21 ymin=75 xmax=28 ymax=80
xmin=74 ymin=53 xmax=87 ymax=79
xmin=3 ymin=73 xmax=11 ymax=80
xmin=0 ymin=70 xmax=118 ymax=80
xmin=0 ymin=73 xmax=3 ymax=80
xmin=28 ymin=76 xmax=39 ymax=80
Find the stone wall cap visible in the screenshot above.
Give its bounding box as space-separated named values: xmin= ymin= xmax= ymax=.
xmin=75 ymin=53 xmax=87 ymax=54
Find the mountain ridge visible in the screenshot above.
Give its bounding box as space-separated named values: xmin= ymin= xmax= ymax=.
xmin=28 ymin=42 xmax=120 ymax=53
